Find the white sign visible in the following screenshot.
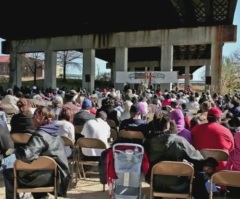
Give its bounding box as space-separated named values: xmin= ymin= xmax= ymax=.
xmin=116 ymin=71 xmax=178 ymax=84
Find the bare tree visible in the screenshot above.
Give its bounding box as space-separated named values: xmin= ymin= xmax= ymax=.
xmin=57 ymin=51 xmax=82 ymax=82
xmin=96 ymin=64 xmax=101 ymax=80
xmin=23 ymin=53 xmax=45 ymax=86
xmin=233 ymin=48 xmax=240 ymax=61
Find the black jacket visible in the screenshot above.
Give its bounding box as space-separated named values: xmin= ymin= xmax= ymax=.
xmin=15 ymin=127 xmax=70 ymax=197
xmin=144 ymin=134 xmax=204 ymax=193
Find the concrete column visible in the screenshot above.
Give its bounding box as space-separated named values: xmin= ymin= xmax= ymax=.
xmin=114 ymin=47 xmax=128 ymax=90
xmin=205 ymin=65 xmax=211 ymax=90
xmin=9 ymin=51 xmax=22 ymax=88
xmin=82 ymin=49 xmax=95 ymax=92
xmin=44 ymin=48 xmax=57 ymax=89
xmin=184 ymin=65 xmax=190 ymax=90
xmin=161 ymin=44 xmax=173 ymax=92
xmin=210 ymin=43 xmax=222 ymax=93
xmin=111 ymin=63 xmax=115 ymax=86
xmin=129 ymin=66 xmax=135 ymax=89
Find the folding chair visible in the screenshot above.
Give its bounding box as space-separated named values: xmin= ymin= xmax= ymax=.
xmin=200 ymin=149 xmax=229 ymax=161
xmin=74 ymin=125 xmax=84 ymax=134
xmin=61 ymin=136 xmax=79 ymax=188
xmin=106 ymin=119 xmax=117 ymax=130
xmin=150 ymin=161 xmax=194 ymax=199
xmin=76 ymin=137 xmax=107 ymax=191
xmin=13 ymin=156 xmax=58 ymax=199
xmin=108 ymin=128 xmax=118 ymax=143
xmin=11 ymin=133 xmax=32 ymax=144
xmin=209 ymin=170 xmax=240 ymax=199
xmin=118 ymin=129 xmax=144 ymax=140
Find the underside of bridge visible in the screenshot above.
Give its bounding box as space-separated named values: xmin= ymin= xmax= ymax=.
xmin=0 ymin=0 xmax=238 ymax=75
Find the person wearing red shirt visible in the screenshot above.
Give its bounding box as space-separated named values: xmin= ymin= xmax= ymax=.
xmin=191 ymin=107 xmax=234 ymax=170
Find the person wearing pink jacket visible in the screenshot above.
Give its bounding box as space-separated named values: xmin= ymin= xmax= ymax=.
xmin=225 ymin=131 xmax=240 ymax=197
xmin=226 ymin=132 xmax=240 ymax=170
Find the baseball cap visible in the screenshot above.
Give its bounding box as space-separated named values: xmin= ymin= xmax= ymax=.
xmin=207 ymin=107 xmax=222 ymax=118
xmin=82 ymin=98 xmax=92 ymax=109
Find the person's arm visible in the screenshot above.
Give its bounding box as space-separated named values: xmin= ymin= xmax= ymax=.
xmin=180 ymin=137 xmax=204 ymax=162
xmin=15 ymin=134 xmax=45 ymax=163
xmin=0 ymin=111 xmax=8 ymax=123
xmin=0 ymin=121 xmax=14 ymax=155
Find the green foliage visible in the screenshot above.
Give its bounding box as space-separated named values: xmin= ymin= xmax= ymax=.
xmin=221 ymin=54 xmax=240 ymax=94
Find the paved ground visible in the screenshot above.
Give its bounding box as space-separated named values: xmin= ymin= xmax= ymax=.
xmin=0 ymin=174 xmax=151 ymax=199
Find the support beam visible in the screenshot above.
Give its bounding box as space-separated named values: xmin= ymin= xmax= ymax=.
xmin=114 ymin=47 xmax=128 ymax=90
xmin=184 ymin=65 xmax=190 ymax=90
xmin=9 ymin=26 xmax=236 ymax=53
xmin=210 ymin=42 xmax=222 ymax=93
xmin=44 ymin=48 xmax=57 ymax=89
xmin=82 ymin=49 xmax=95 ymax=92
xmin=161 ymin=44 xmax=173 ymax=92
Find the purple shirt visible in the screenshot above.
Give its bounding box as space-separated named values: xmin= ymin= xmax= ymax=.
xmin=178 ymin=128 xmax=192 ymax=144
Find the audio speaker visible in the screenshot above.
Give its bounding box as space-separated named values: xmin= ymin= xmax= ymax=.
xmin=85 ymin=74 xmax=90 ymax=82
xmin=206 ymin=76 xmax=211 ymax=85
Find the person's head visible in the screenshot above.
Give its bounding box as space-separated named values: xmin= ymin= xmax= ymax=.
xmin=52 ymin=96 xmax=63 ymax=108
xmin=163 ymin=119 xmax=178 ymax=134
xmin=202 ymin=157 xmax=219 ymax=175
xmin=64 ymin=90 xmax=76 ymax=102
xmin=32 ymin=106 xmax=55 ymax=128
xmin=153 ymin=108 xmax=164 ymax=121
xmin=190 ymin=117 xmax=200 ymax=129
xmin=17 ymin=98 xmax=31 ymax=115
xmin=181 ymin=103 xmax=187 ymax=110
xmin=58 ymin=107 xmax=73 ymax=123
xmin=96 ymin=110 xmax=107 ymax=121
xmin=101 ymin=98 xmax=115 ymax=109
xmin=207 ymin=107 xmax=222 ymax=123
xmin=201 ymin=101 xmax=211 ymax=112
xmin=170 ymin=101 xmax=178 ymax=109
xmin=81 ymin=98 xmax=93 ymax=110
xmin=189 ymin=95 xmax=195 ymax=102
xmin=130 ymin=105 xmax=141 ymax=119
xmin=6 ymin=88 xmax=13 ymax=95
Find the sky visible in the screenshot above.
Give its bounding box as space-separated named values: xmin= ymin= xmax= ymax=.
xmin=0 ymin=2 xmax=239 ymax=78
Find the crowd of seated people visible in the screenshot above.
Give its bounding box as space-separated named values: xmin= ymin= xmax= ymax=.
xmin=1 ymin=85 xmax=240 ymax=198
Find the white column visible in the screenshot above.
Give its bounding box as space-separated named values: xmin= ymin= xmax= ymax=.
xmin=161 ymin=44 xmax=173 ymax=92
xmin=82 ymin=49 xmax=95 ymax=92
xmin=184 ymin=65 xmax=190 ymax=90
xmin=210 ymin=42 xmax=222 ymax=93
xmin=44 ymin=48 xmax=57 ymax=89
xmin=114 ymin=47 xmax=128 ymax=90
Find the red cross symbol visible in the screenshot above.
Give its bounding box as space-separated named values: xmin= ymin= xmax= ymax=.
xmin=145 ymin=72 xmax=156 ymax=85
